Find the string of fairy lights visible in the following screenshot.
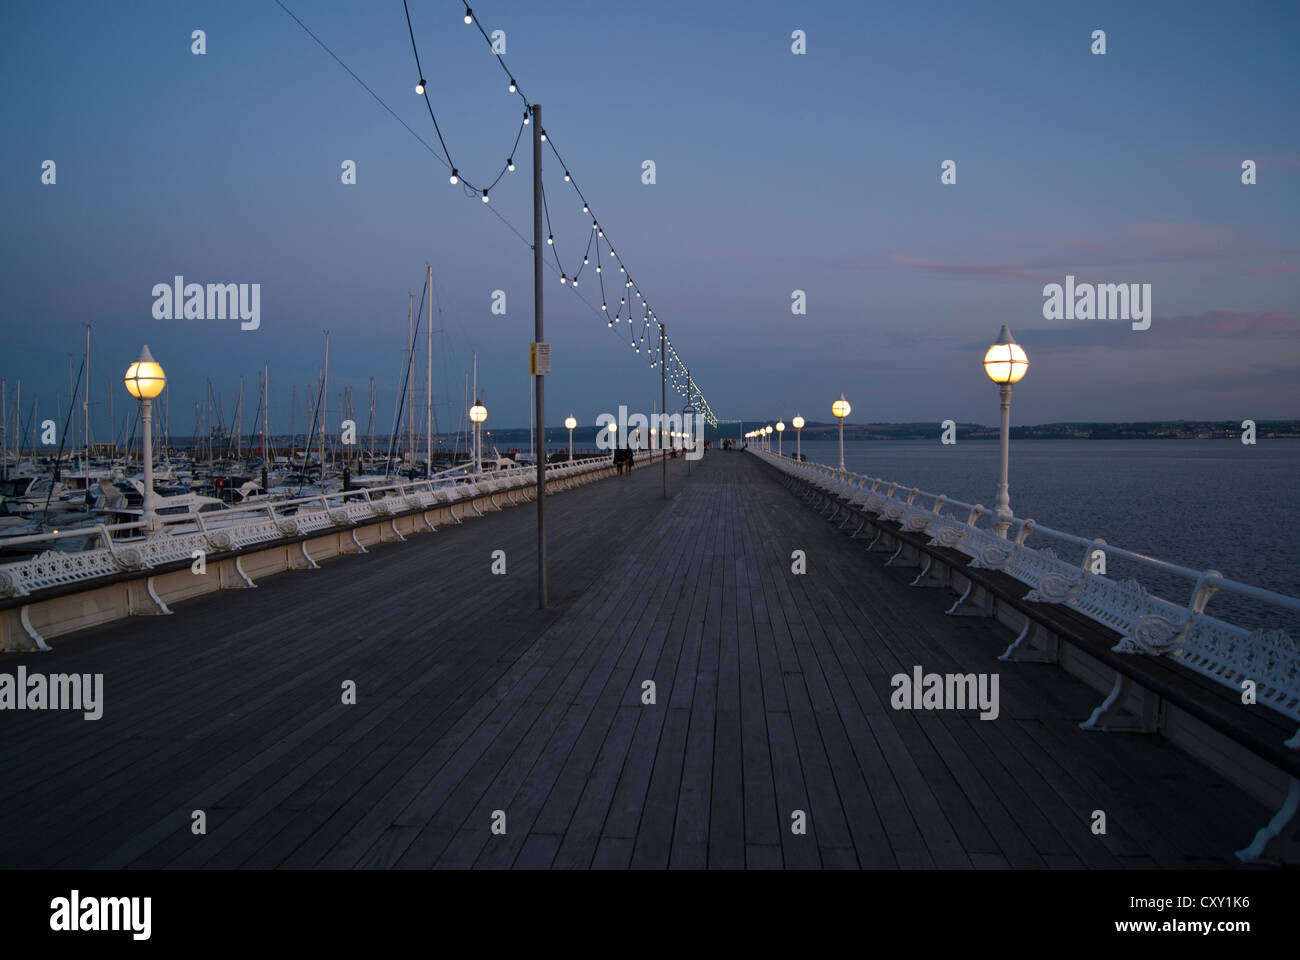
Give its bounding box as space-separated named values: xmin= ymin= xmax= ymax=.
xmin=273 ymin=0 xmax=715 ymax=425
xmin=400 ymin=0 xmax=718 ymax=427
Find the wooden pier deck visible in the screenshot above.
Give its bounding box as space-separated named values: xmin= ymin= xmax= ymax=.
xmin=0 ymin=451 xmax=1267 ymax=868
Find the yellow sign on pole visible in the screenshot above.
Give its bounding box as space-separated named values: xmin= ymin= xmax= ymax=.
xmin=530 ymin=341 xmax=551 ymax=376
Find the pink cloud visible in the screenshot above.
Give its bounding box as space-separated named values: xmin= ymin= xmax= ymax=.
xmin=1244 ymin=263 xmax=1300 ymax=276
xmin=889 ymin=256 xmax=1059 ymax=282
xmin=903 ymin=222 xmax=1297 ymax=274
xmin=1014 ymin=309 xmax=1300 ymax=349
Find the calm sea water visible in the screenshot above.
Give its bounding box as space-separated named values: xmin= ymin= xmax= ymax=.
xmin=775 ymin=438 xmax=1300 ymax=627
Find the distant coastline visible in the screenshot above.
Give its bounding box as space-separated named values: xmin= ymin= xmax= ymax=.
xmin=45 ymin=420 xmax=1297 ymax=452
xmin=740 ymin=420 xmax=1300 ymax=442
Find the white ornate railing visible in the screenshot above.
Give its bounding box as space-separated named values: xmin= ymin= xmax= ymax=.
xmin=0 ymin=454 xmax=638 ymax=601
xmin=752 ymin=449 xmax=1300 ymax=737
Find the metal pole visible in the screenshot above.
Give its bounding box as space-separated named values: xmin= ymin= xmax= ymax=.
xmin=568 ymin=428 xmax=573 ymax=462
xmin=796 ymin=426 xmax=801 ymax=460
xmin=994 ymin=383 xmax=1013 ymax=538
xmin=142 ymin=397 xmax=156 ymax=533
xmin=533 ymin=103 xmax=547 ymax=609
xmin=686 ymin=367 xmax=692 ymax=476
xmin=660 ymin=323 xmax=666 ymax=498
xmin=838 ymin=416 xmax=845 ymax=472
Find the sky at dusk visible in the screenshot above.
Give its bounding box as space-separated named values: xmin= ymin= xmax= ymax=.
xmin=1 ymin=0 xmax=1297 ymax=442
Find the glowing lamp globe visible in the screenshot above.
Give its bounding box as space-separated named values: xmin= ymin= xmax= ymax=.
xmin=124 ymin=345 xmax=166 ymax=399
xmin=832 ymin=394 xmax=851 ymax=419
xmin=984 ymin=325 xmax=1029 ymax=384
xmin=776 ymin=421 xmax=785 ymax=432
xmin=564 ymin=416 xmax=577 ymax=430
xmin=469 ymin=403 xmax=488 ymax=424
xmin=792 ymin=415 xmax=804 ymax=429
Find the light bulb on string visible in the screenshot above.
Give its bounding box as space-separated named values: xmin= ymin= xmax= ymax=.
xmin=583 ymin=256 xmax=588 ymax=264
xmin=464 ymin=7 xmax=473 ymax=24
xmin=540 ymin=130 xmax=547 ymax=142
xmin=507 ymin=158 xmax=514 ymax=171
xmin=481 ymin=189 xmax=489 ymax=202
xmin=449 ymin=169 xmax=459 ymax=185
xmin=563 ymin=171 xmax=571 ymax=182
xmin=582 ymin=203 xmax=589 ymax=213
xmin=508 ymin=78 xmax=517 ymax=93
xmin=547 ymin=234 xmax=553 ymax=245
xmin=523 ymin=110 xmax=530 ymax=125
xmin=415 ymin=78 xmax=426 ymax=94
xmin=560 ymin=273 xmax=567 ymax=285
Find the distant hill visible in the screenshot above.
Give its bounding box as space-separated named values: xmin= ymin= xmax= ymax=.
xmin=727 ymin=419 xmax=1300 ymax=440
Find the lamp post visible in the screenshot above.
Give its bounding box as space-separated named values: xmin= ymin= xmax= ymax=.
xmin=124 ymin=345 xmax=166 ymax=534
xmin=763 ymin=425 xmax=771 ymax=451
xmin=469 ymin=400 xmax=488 ymax=474
xmin=832 ymin=393 xmax=851 ymax=472
xmin=565 ymin=415 xmax=577 ymax=462
xmin=983 ymin=325 xmax=1029 ymax=538
xmin=792 ymin=415 xmax=804 ymax=460
xmin=776 ymin=421 xmax=785 ymax=456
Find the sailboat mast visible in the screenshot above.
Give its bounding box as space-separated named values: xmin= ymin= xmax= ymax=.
xmin=236 ymin=375 xmax=243 ymax=463
xmin=407 ymin=293 xmax=414 ymax=466
xmin=84 ymin=324 xmax=90 ymax=490
xmin=368 ymin=377 xmax=375 ymax=464
xmin=426 ymin=264 xmax=433 ymax=474
xmin=66 ymin=354 xmax=73 ymax=469
xmin=320 ymin=330 xmax=329 ymax=483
